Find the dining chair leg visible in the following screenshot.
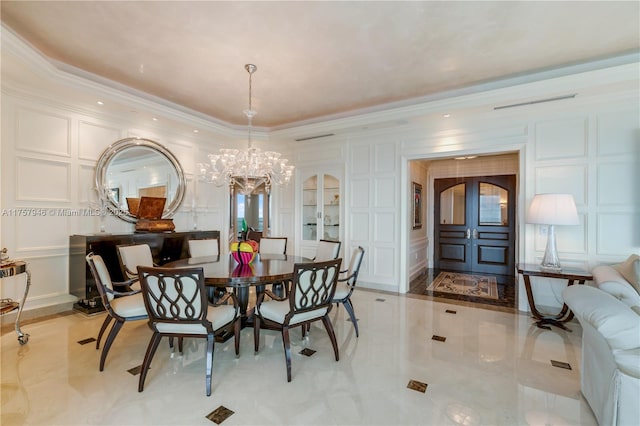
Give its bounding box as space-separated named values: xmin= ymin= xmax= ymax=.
xmin=96 ymin=315 xmax=113 ymax=349
xmin=342 ymin=298 xmax=359 ymax=337
xmin=100 ymin=319 xmax=124 ymax=371
xmin=282 ymin=326 xmax=292 ymax=382
xmin=322 ymin=315 xmax=340 ymax=362
xmin=138 ymin=333 xmax=162 ymax=392
xmin=205 ymin=334 xmax=214 ymax=396
xmin=169 ymin=336 xmax=174 ymax=349
xmin=253 ymin=315 xmax=261 ymax=353
xmin=178 ymin=337 xmax=184 ymax=353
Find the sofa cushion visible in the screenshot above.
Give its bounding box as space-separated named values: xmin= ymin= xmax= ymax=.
xmin=614 ymin=254 xmax=640 ymax=294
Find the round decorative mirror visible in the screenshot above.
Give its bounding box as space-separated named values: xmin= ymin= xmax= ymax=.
xmin=95 ymin=137 xmax=186 ymax=223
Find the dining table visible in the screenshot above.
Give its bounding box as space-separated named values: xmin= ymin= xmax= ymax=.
xmin=164 ymin=253 xmax=313 ymax=327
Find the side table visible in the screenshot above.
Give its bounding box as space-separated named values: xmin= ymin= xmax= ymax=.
xmin=0 ymin=261 xmax=31 ymax=344
xmin=516 ymin=263 xmax=592 ymax=331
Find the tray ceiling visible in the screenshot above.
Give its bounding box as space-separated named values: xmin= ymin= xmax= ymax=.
xmin=1 ymin=1 xmax=638 ymax=128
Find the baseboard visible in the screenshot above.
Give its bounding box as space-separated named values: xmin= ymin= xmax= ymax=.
xmin=0 ymin=295 xmax=77 ymax=326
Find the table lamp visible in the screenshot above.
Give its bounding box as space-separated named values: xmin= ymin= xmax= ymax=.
xmin=526 ymin=193 xmax=579 ymax=270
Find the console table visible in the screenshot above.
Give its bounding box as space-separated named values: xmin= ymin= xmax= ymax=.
xmin=69 ymin=230 xmax=220 ymax=314
xmin=517 ymin=263 xmax=593 ymax=331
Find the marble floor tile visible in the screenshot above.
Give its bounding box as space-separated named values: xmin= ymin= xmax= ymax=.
xmin=1 ymin=289 xmax=596 ymax=425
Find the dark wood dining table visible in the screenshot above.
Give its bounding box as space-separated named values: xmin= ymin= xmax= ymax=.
xmin=164 ymin=253 xmax=312 ymax=324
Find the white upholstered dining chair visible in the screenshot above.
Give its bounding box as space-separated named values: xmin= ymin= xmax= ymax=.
xmin=314 ymin=239 xmax=341 ymax=261
xmin=137 ymin=266 xmax=240 ymax=396
xmin=188 ymin=238 xmax=220 ymax=257
xmin=332 ymin=246 xmax=365 ymax=337
xmin=258 ymin=237 xmax=287 ymax=255
xmin=116 ymin=243 xmax=155 ymax=291
xmin=253 ymin=258 xmax=342 ymax=382
xmin=85 ymin=253 xmax=147 ymax=371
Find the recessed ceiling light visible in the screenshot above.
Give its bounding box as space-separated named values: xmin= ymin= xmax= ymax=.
xmin=193 ymin=129 xmax=199 ymax=133
xmin=443 ymin=113 xmax=451 ymax=118
xmin=152 ymin=117 xmax=158 ymax=121
xmin=97 ymin=101 xmax=104 ymax=105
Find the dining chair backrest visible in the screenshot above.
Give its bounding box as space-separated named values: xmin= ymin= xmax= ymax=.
xmin=137 ymin=266 xmax=213 ymax=335
xmin=314 ymin=239 xmax=341 ymax=262
xmin=117 ymin=244 xmax=154 ymax=280
xmin=289 ymin=258 xmax=342 ymax=317
xmin=343 ymin=246 xmax=365 ymax=287
xmin=259 ymin=237 xmax=287 ymax=255
xmin=86 ymin=253 xmax=116 ymax=303
xmin=188 ymin=238 xmax=220 ymax=257
xmin=246 ymin=229 xmax=262 ymax=243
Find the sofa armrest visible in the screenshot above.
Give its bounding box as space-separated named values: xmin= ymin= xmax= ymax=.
xmin=563 ymin=285 xmax=640 ymax=351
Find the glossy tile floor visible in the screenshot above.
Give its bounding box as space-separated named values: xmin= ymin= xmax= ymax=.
xmin=1 ymin=289 xmax=597 ymax=425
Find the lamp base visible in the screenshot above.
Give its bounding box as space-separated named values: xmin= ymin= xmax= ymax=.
xmin=540 ymin=225 xmax=562 ymax=271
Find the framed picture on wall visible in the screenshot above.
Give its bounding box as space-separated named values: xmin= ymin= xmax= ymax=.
xmin=413 ymin=182 xmax=422 ymax=229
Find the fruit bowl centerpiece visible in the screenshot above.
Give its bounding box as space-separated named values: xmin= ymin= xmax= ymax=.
xmin=230 ymin=240 xmax=259 ymax=264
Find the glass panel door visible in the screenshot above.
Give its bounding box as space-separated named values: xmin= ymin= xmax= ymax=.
xmin=302 ymin=175 xmax=318 ymax=241
xmin=322 ymin=174 xmax=340 ymax=241
xmin=301 ymin=173 xmax=341 ymax=242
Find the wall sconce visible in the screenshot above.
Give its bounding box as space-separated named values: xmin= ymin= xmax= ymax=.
xmin=526 ymin=193 xmax=579 ymax=270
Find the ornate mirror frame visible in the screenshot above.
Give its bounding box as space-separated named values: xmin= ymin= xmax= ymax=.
xmin=95 ymin=137 xmax=186 ymax=223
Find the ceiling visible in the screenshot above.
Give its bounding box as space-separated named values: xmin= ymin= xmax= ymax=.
xmin=1 ymin=1 xmax=638 ymax=129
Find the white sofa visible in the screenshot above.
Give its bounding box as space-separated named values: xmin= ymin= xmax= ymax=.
xmin=563 ymin=284 xmax=640 ymax=425
xmin=591 ymin=254 xmax=640 ymax=307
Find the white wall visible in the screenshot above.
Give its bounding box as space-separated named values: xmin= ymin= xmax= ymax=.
xmin=2 ymin=26 xmax=638 ymax=316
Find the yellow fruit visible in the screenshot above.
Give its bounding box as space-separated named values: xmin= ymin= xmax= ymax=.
xmin=230 ymin=242 xmax=255 ymax=253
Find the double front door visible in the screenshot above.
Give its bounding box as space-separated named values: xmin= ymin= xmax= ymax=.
xmin=434 ymin=175 xmax=516 ymax=275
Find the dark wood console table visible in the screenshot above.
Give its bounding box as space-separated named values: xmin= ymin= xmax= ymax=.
xmin=69 ymin=230 xmax=220 ymax=314
xmin=516 ymin=263 xmax=592 ymax=331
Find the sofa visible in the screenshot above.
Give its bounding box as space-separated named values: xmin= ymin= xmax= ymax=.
xmin=563 ymin=284 xmax=640 ymax=425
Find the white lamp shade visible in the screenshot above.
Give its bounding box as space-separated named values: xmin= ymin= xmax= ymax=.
xmin=526 ymin=194 xmax=579 ymax=225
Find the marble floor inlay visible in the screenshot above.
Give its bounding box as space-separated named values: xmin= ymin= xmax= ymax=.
xmin=551 ymin=360 xmax=572 ymax=370
xmin=128 ymin=365 xmax=143 ymax=375
xmin=432 ymin=334 xmax=447 ymax=342
xmin=409 ymin=268 xmax=517 ymax=311
xmin=299 ymin=348 xmax=316 ymax=357
xmin=445 ymin=309 xmax=457 ymax=314
xmin=1 ymin=288 xmax=597 ymax=425
xmin=407 ymin=379 xmax=428 ymax=393
xmin=207 ymin=406 xmax=234 ymax=424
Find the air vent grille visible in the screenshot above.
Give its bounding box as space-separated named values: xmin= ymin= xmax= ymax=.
xmin=494 ymin=93 xmax=577 ymax=110
xmin=295 ymin=133 xmax=335 ymax=142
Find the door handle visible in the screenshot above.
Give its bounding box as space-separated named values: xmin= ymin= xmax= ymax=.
xmin=472 ymin=229 xmax=478 ymax=239
xmin=465 ymin=228 xmax=471 ymax=239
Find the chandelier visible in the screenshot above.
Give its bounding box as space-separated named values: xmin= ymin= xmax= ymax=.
xmin=198 ymin=64 xmax=294 ymax=195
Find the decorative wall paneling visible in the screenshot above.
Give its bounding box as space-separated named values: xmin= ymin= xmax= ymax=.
xmin=521 ymin=99 xmax=640 ymax=311
xmin=0 ymin=91 xmax=254 ymax=313
xmin=347 ymin=137 xmax=399 ymax=291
